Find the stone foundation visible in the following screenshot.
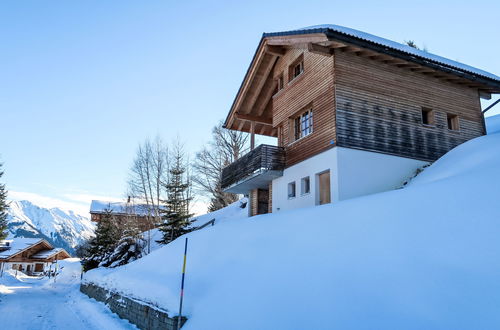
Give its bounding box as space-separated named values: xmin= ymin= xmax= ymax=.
xmin=80 ymin=282 xmax=186 ymax=330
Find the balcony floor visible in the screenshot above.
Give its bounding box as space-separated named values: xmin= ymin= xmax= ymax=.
xmin=223 ymin=169 xmax=283 ymax=194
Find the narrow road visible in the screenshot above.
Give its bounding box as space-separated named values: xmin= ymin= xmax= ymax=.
xmin=0 ymin=277 xmax=135 ymax=330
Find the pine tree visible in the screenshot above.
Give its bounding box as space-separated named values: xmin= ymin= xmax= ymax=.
xmin=0 ymin=163 xmax=9 ymax=241
xmin=157 ymin=146 xmax=193 ymax=244
xmin=82 ymin=208 xmax=120 ymax=270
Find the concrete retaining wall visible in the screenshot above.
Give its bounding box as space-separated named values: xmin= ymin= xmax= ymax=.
xmin=80 ymin=283 xmax=186 ymax=330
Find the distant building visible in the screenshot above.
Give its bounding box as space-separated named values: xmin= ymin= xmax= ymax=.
xmin=0 ymin=238 xmax=70 ymax=276
xmin=89 ymin=200 xmax=159 ymax=232
xmin=221 ymin=24 xmax=500 ymax=216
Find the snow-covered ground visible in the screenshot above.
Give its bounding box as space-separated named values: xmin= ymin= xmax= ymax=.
xmin=83 ymin=116 xmax=500 ymax=329
xmin=0 ymin=259 xmax=136 ymax=330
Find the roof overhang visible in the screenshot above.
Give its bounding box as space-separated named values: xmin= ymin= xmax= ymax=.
xmin=224 ymin=26 xmax=500 ymax=131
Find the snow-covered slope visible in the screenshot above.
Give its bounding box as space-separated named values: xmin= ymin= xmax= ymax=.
xmin=85 ymin=125 xmax=500 ymax=329
xmin=7 ymin=200 xmax=94 ymax=255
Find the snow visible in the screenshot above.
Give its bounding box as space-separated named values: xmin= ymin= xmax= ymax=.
xmin=190 ymin=197 xmax=248 ymax=226
xmin=7 ymin=200 xmax=95 ymax=254
xmin=140 ymin=198 xmax=248 ymax=253
xmin=84 ymin=119 xmax=500 ymax=329
xmin=273 ymin=24 xmax=500 ymax=82
xmin=90 ymin=200 xmax=152 ymax=216
xmin=31 ymin=247 xmax=65 ymax=259
xmin=486 ymin=114 xmax=500 ymax=134
xmin=0 ymin=258 xmax=137 ymax=329
xmin=0 ymin=238 xmax=43 ymax=259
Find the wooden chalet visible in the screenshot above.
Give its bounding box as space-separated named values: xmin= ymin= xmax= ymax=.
xmin=222 ymin=24 xmax=500 ymax=216
xmin=90 ymin=200 xmax=158 ymax=232
xmin=0 ymin=238 xmax=70 ymax=276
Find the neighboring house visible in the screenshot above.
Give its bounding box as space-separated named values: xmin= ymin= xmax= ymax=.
xmin=89 ymin=200 xmax=158 ymax=232
xmin=0 ymin=238 xmax=70 ymax=276
xmin=221 ymin=24 xmax=500 ymax=216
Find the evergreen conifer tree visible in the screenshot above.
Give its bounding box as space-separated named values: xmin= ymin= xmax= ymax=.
xmin=0 ymin=163 xmax=9 ymax=240
xmin=82 ymin=208 xmax=120 ymax=270
xmin=157 ymin=148 xmax=193 ymax=244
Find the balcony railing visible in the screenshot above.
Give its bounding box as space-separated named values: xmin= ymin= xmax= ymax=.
xmin=221 ymin=144 xmax=286 ymax=194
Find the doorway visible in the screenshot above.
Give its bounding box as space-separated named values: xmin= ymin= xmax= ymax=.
xmin=257 ymin=189 xmax=269 ymax=214
xmin=317 ymin=171 xmax=331 ymax=205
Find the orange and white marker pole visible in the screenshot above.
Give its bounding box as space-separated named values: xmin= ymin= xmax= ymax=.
xmin=177 ymin=237 xmax=188 ymax=330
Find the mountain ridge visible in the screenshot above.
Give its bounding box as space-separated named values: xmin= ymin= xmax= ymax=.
xmin=6 ymin=200 xmax=95 ymax=255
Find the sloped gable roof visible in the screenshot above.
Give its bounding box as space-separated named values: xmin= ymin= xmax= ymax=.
xmin=264 ymin=24 xmax=500 ymax=83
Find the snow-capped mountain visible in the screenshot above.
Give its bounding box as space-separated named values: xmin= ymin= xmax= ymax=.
xmin=6 ymin=200 xmax=95 ymax=255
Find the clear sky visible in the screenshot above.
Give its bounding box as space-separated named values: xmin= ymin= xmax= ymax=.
xmin=1 ymin=0 xmax=499 ymax=215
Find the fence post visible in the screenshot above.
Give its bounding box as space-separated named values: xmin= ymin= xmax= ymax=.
xmin=177 ymin=237 xmax=188 ymax=330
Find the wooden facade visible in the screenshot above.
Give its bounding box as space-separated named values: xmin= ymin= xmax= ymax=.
xmin=90 ymin=212 xmax=154 ymax=233
xmin=0 ymin=239 xmax=71 ymax=276
xmin=222 ymin=25 xmax=500 ymax=215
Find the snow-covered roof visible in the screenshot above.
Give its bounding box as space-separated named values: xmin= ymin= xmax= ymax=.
xmin=263 ymin=24 xmax=500 ymax=83
xmin=0 ymin=238 xmax=45 ymax=259
xmin=31 ymin=248 xmax=66 ymax=260
xmin=90 ymin=200 xmax=155 ymax=216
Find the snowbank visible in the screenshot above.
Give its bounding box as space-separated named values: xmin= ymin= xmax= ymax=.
xmin=84 ymin=131 xmax=500 ymax=329
xmin=486 ymin=113 xmax=500 ymax=134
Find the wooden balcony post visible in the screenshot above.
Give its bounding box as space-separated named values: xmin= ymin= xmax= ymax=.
xmin=250 ymin=121 xmax=255 ymax=150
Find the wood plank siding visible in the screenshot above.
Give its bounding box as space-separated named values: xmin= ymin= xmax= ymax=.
xmin=222 ymin=28 xmax=499 ymax=205
xmin=334 ymin=50 xmax=485 ymax=161
xmin=272 ymin=47 xmax=336 ymax=167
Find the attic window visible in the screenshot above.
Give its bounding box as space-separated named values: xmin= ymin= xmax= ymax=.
xmin=421 ymin=107 xmax=435 ymax=126
xmin=289 ymin=55 xmax=304 ymax=82
xmin=276 ymin=73 xmax=284 ymax=93
xmin=447 ymin=113 xmax=459 ymax=130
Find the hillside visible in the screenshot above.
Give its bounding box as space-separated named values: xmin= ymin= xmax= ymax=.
xmin=85 ymin=117 xmax=500 ymax=329
xmin=7 ymin=200 xmax=94 ymax=255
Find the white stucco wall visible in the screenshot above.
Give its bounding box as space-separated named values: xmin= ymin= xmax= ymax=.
xmin=335 ymin=147 xmax=428 ymax=201
xmin=272 ymin=148 xmax=338 ymax=213
xmin=271 ymin=147 xmax=428 ymax=213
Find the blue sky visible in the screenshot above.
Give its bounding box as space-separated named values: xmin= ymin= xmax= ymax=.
xmin=1 ymin=0 xmax=499 ymax=215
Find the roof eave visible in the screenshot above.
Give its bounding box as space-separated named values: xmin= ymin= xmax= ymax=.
xmin=262 ymin=27 xmax=500 ymax=91
xmin=224 ymin=36 xmax=267 ymax=130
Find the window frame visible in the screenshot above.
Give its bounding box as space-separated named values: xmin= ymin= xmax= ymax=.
xmin=277 ymin=73 xmax=284 ymax=92
xmin=288 ymin=55 xmax=304 ymax=82
xmin=421 ymin=107 xmax=435 ymax=126
xmin=287 ymin=181 xmax=296 ymax=199
xmin=301 ymin=176 xmax=311 ymax=195
xmin=293 ymin=109 xmax=313 ymax=141
xmin=447 ymin=113 xmax=460 ymax=131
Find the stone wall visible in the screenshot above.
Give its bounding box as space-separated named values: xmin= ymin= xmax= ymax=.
xmin=80 ymin=283 xmax=186 ymax=330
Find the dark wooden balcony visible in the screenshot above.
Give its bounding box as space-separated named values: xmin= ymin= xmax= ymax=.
xmin=221 ymin=144 xmax=286 ymax=194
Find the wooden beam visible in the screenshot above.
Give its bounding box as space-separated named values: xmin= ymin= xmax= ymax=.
xmin=250 ymin=121 xmax=255 ymax=150
xmin=479 ymin=91 xmax=492 ymax=100
xmin=254 ymin=77 xmax=277 ymax=117
xmin=266 ymin=34 xmax=328 ymax=46
xmin=307 ymin=43 xmax=333 ymax=56
xmin=265 ymin=45 xmax=286 ymax=56
xmin=235 ymin=113 xmax=273 ymax=125
xmin=242 ymin=55 xmax=277 ymax=114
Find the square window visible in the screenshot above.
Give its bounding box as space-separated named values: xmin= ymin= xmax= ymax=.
xmin=289 ymin=55 xmax=304 ymax=82
xmin=301 ymin=176 xmax=310 ymax=195
xmin=421 ymin=107 xmax=435 ymax=126
xmin=447 ymin=113 xmax=459 ymax=130
xmin=288 ymin=182 xmax=296 ymax=198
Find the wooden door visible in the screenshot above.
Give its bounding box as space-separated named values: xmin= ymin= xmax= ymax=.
xmin=318 ymin=171 xmax=331 ymax=205
xmin=257 ymin=189 xmax=269 ymax=214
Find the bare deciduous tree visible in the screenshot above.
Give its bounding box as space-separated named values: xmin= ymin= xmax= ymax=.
xmin=127 ymin=136 xmax=170 ymax=253
xmin=193 ymin=121 xmax=249 ymax=212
